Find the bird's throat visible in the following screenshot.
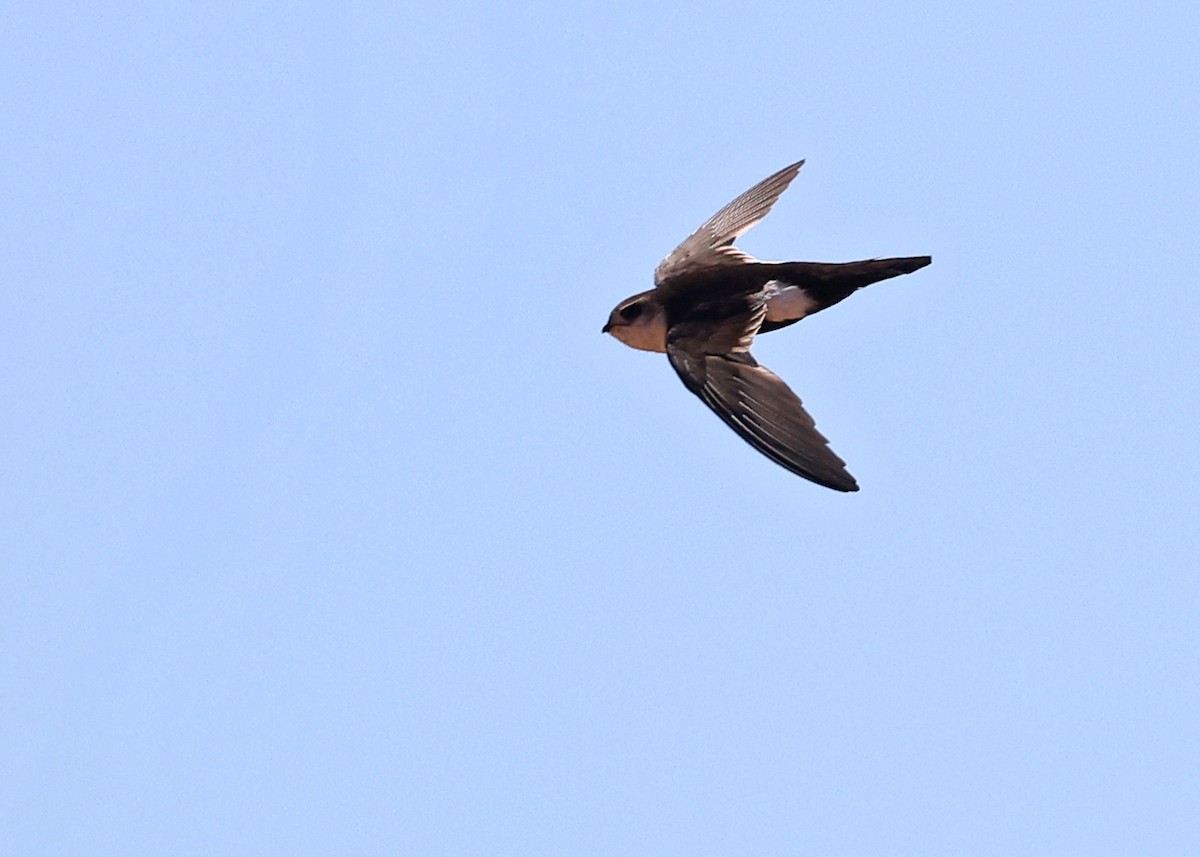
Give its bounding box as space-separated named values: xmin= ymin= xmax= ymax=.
xmin=611 ymin=319 xmax=668 ymax=353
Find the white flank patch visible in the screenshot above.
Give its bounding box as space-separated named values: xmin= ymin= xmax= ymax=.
xmin=764 ymin=281 xmax=819 ymax=322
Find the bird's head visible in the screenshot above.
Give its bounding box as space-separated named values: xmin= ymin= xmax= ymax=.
xmin=602 ymin=291 xmax=668 ymax=353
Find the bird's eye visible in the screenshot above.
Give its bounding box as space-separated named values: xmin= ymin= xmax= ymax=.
xmin=620 ymin=303 xmax=644 ymax=322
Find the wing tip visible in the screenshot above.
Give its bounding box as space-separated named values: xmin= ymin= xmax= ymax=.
xmin=774 ymin=158 xmax=806 ymax=187
xmin=802 ymin=468 xmax=859 ymax=492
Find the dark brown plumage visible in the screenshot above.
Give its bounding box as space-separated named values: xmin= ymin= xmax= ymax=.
xmin=603 ymin=160 xmax=931 ymax=490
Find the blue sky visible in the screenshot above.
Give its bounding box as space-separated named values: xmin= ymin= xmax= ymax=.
xmin=4 ymin=1 xmax=1199 ymax=854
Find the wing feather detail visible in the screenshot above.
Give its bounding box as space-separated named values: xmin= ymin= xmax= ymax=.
xmin=654 ymin=160 xmax=805 ymax=285
xmin=666 ymin=342 xmax=859 ymax=492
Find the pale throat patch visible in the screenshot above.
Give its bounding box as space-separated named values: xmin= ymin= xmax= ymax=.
xmin=610 ymin=317 xmax=668 ymax=353
xmin=764 ymin=281 xmax=819 ymax=322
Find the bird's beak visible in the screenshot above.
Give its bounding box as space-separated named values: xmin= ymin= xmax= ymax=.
xmin=601 ymin=321 xmax=613 ymax=334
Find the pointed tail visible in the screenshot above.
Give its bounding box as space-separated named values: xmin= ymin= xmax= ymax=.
xmin=759 ymin=256 xmax=931 ymax=332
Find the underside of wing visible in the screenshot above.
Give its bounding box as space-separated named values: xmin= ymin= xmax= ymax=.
xmin=654 ymin=160 xmax=805 ymax=285
xmin=666 ymin=343 xmax=859 ymax=491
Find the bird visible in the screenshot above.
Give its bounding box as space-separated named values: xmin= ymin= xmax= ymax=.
xmin=602 ymin=160 xmax=931 ymax=492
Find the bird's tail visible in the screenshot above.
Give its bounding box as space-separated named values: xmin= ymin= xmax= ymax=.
xmin=762 ymin=255 xmax=931 ymax=324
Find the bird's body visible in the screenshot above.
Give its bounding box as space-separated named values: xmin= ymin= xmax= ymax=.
xmin=603 ymin=160 xmax=931 ymax=491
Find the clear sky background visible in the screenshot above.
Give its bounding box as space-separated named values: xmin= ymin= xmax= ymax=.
xmin=4 ymin=1 xmax=1199 ymax=854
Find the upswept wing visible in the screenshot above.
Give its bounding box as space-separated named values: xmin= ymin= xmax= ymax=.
xmin=654 ymin=160 xmax=805 ymax=285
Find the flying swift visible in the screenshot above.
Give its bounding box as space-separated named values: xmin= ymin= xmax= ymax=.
xmin=602 ymin=160 xmax=931 ymax=491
